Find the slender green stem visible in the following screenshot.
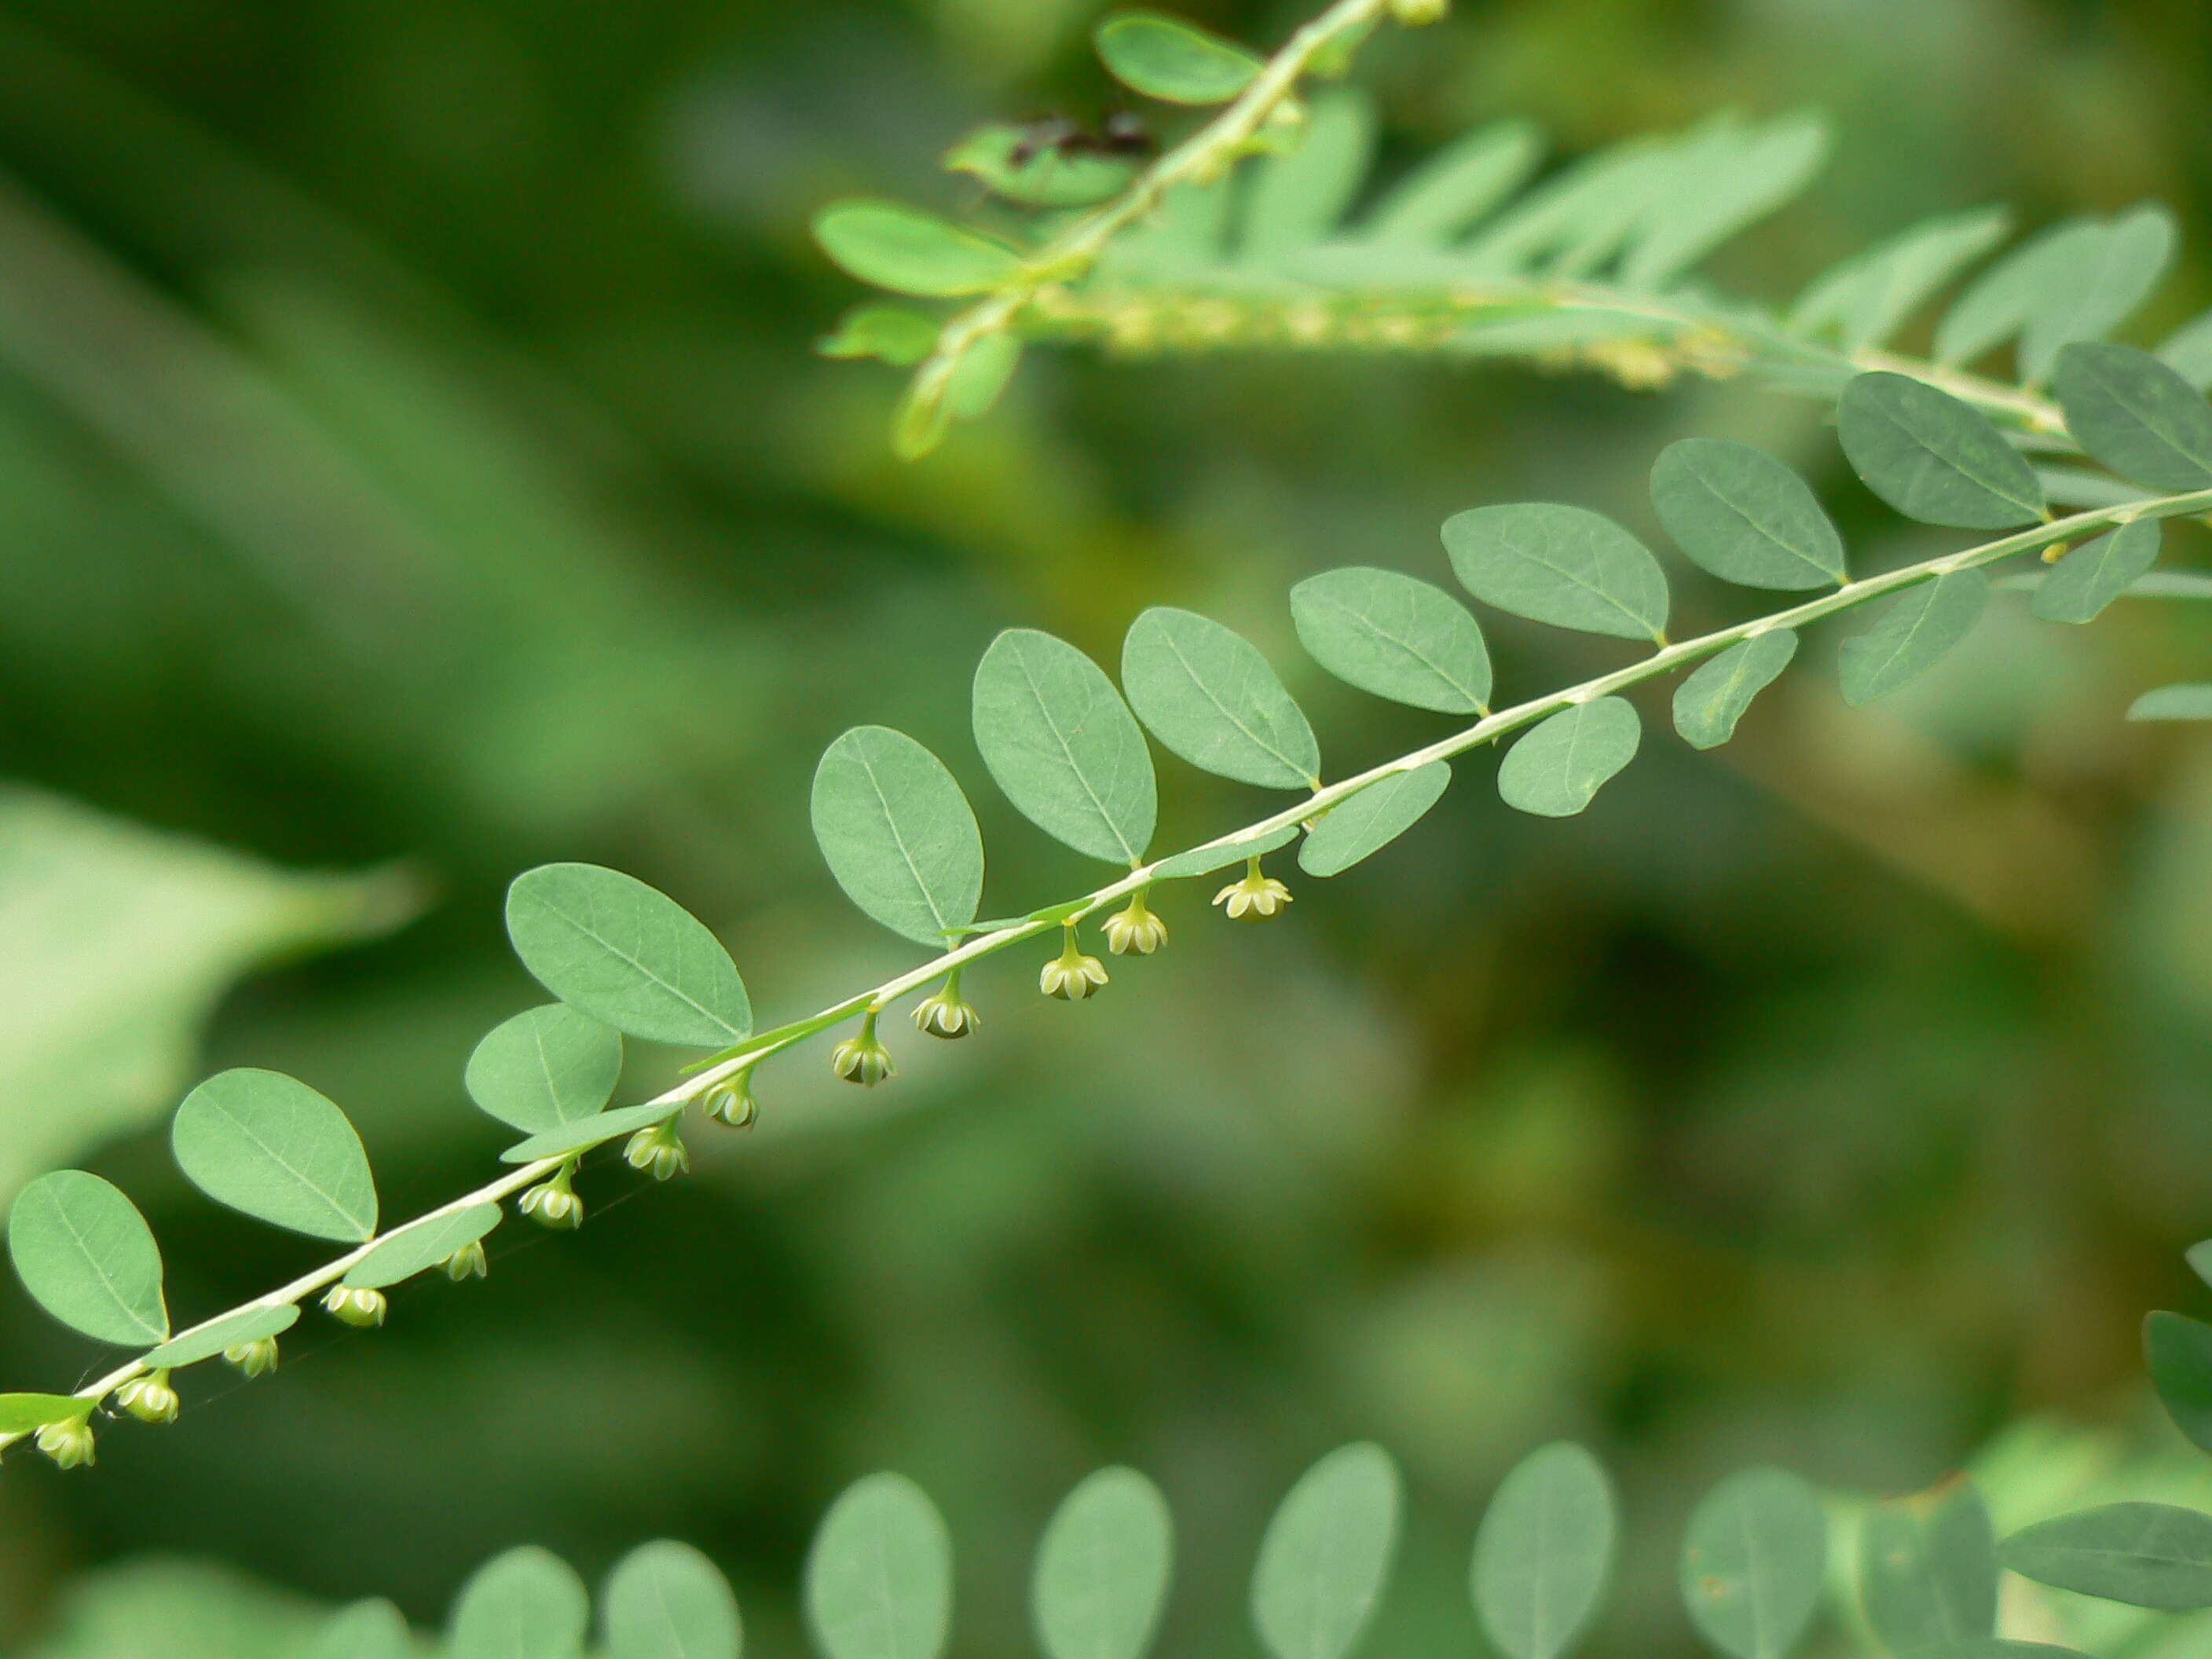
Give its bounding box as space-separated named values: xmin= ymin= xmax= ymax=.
xmin=9 ymin=482 xmax=2205 ymax=1456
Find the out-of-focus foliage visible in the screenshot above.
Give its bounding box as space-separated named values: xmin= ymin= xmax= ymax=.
xmin=1 ymin=0 xmax=2210 ymax=1656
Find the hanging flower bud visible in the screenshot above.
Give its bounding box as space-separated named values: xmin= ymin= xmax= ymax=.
xmin=441 ymin=1240 xmax=489 ymax=1281
xmin=115 ymin=1370 xmax=180 ymax=1425
xmin=322 ymin=1284 xmax=387 ymax=1328
xmin=225 ymin=1335 xmax=280 ymax=1378
xmin=1102 ymin=889 xmax=1168 ymax=956
xmin=35 ymin=1413 xmax=94 ymax=1470
xmin=701 ymin=1071 xmax=759 ymax=1129
xmin=1039 ymin=925 xmax=1109 ymax=1000
xmin=624 ymin=1118 xmax=690 ymax=1181
xmin=1214 ymin=857 xmax=1293 ymax=921
xmin=911 ymin=970 xmax=980 ymax=1039
xmin=831 ymin=1009 xmax=895 ymax=1086
xmin=518 ymin=1166 xmax=584 ymax=1229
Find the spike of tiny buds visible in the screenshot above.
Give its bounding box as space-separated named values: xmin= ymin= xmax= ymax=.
xmin=35 ymin=1413 xmax=95 ymax=1470
xmin=518 ymin=1160 xmax=584 ymax=1229
xmin=831 ymin=1007 xmax=895 ymax=1085
xmin=442 ymin=1240 xmax=489 ymax=1281
xmin=701 ymin=1069 xmax=759 ymax=1128
xmin=225 ymin=1335 xmax=280 ymax=1377
xmin=1039 ymin=922 xmax=1108 ymax=1000
xmin=624 ymin=1117 xmax=690 ymax=1181
xmin=1214 ymin=857 xmax=1293 ymax=921
xmin=114 ymin=1370 xmax=179 ymax=1425
xmin=1102 ymin=887 xmax=1167 ymax=956
xmin=911 ymin=967 xmax=980 ymax=1038
xmin=323 ymin=1285 xmax=387 ymax=1328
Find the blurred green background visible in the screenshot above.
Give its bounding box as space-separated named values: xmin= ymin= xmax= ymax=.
xmin=2 ymin=0 xmax=2211 ymax=1653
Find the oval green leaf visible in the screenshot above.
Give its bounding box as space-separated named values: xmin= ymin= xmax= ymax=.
xmin=1251 ymin=1442 xmax=1401 ymax=1659
xmin=2130 ymin=683 xmax=2212 ymax=721
xmin=1291 ymin=567 xmax=1492 ymax=714
xmin=2031 ymin=520 xmax=2163 ymax=625
xmin=144 ymin=1302 xmax=299 ymax=1369
xmin=171 ymin=1068 xmax=379 ymax=1243
xmin=1839 ymin=569 xmax=1990 ymax=706
xmin=605 ymin=1540 xmax=743 ymax=1659
xmin=1470 ymin=1441 xmax=1619 ymax=1659
xmin=1150 ymin=825 xmax=1301 ymax=881
xmin=0 ymin=1392 xmax=93 ymax=1434
xmin=343 ymin=1203 xmax=502 ymax=1290
xmin=944 ymin=123 xmax=1137 ymax=211
xmin=2052 ymin=341 xmax=2212 ymax=490
xmin=2148 ymin=1311 xmax=2212 ymax=1454
xmin=1122 ymin=608 xmax=1320 ymax=789
xmin=1998 ymin=1503 xmax=2212 ymax=1610
xmin=1650 ymin=440 xmax=1846 ymax=589
xmin=821 ymin=306 xmax=941 ymax=368
xmin=1837 ymin=373 xmax=2045 ymax=529
xmin=501 ymin=1100 xmax=681 ymax=1165
xmin=973 ymin=629 xmax=1157 ymax=866
xmin=1679 ymin=1467 xmax=1828 ymax=1659
xmin=465 ymin=1004 xmax=624 ymax=1134
xmin=449 ymin=1545 xmax=591 ymax=1659
xmin=1498 ymin=699 xmax=1640 ymax=818
xmin=1095 ymin=12 xmax=1262 ymax=104
xmin=7 ymin=1170 xmax=168 ymax=1345
xmin=812 ymin=726 xmax=987 ymax=947
xmin=1859 ymin=1480 xmax=1997 ymax=1655
xmin=1443 ymin=504 xmax=1670 ymax=642
xmin=813 ymin=201 xmax=1022 ymax=298
xmin=506 ymin=863 xmax=750 ymax=1049
xmin=1032 ymin=1467 xmax=1174 ymax=1659
xmin=1673 ymin=632 xmax=1798 ymax=750
xmin=1363 ymin=119 xmax=1544 ymax=247
xmin=309 ymin=1600 xmax=412 ymax=1659
xmin=807 ymin=1472 xmax=954 ymax=1659
xmin=1299 ymin=764 xmax=1451 ymax=877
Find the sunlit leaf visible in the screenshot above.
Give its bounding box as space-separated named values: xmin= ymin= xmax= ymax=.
xmin=449 ymin=1546 xmax=590 ymax=1659
xmin=1787 ymin=207 xmax=2010 ymax=353
xmin=500 ymin=1101 xmax=681 ymax=1165
xmin=307 ymin=1600 xmax=412 ymax=1659
xmin=7 ymin=1170 xmax=168 ymax=1345
xmin=1290 ymin=567 xmax=1492 ymax=714
xmin=605 ymin=1540 xmax=743 ymax=1659
xmin=1859 ymin=1480 xmax=1997 ymax=1656
xmin=144 ymin=1303 xmax=299 ymax=1370
xmin=813 ymin=201 xmax=1022 ymax=298
xmin=171 ymin=1068 xmax=379 ymax=1243
xmin=506 ymin=863 xmax=751 ymax=1049
xmin=342 ymin=1203 xmax=501 ymax=1291
xmin=464 ymin=1005 xmax=624 ymax=1134
xmin=1498 ymin=700 xmax=1640 ymax=818
xmin=1095 ymin=12 xmax=1262 ymax=104
xmin=1838 ymin=570 xmax=1989 ymax=705
xmin=1998 ymin=1503 xmax=2212 ymax=1610
xmin=812 ymin=727 xmax=987 ymax=947
xmin=1620 ymin=114 xmax=1827 ymax=290
xmin=1673 ymin=632 xmax=1798 ymax=750
xmin=1443 ymin=504 xmax=1670 ymax=641
xmin=2030 ymin=521 xmax=2163 ymax=624
xmin=1032 ymin=1467 xmax=1174 ymax=1659
xmin=1122 ymin=608 xmax=1321 ymax=789
xmin=1242 ymin=93 xmax=1376 ymax=261
xmin=943 ymin=124 xmax=1137 ymax=210
xmin=1299 ymin=764 xmax=1450 ymax=877
xmin=1150 ymin=825 xmax=1301 ymax=881
xmin=820 ymin=306 xmax=941 ymax=367
xmin=2051 ymin=342 xmax=2212 ymax=490
xmin=1470 ymin=1441 xmax=1618 ymax=1659
xmin=2130 ymin=683 xmax=2212 ymax=721
xmin=1837 ymin=374 xmax=2045 ymax=529
xmin=1362 ymin=119 xmax=1544 ymax=247
xmin=1650 ymin=441 xmax=1846 ymax=589
xmin=2147 ymin=1311 xmax=2212 ymax=1454
xmin=807 ymin=1474 xmax=954 ymax=1659
xmin=0 ymin=1392 xmax=93 ymax=1435
xmin=1251 ymin=1443 xmax=1401 ymax=1659
xmin=972 ymin=629 xmax=1156 ymax=866
xmin=1679 ymin=1467 xmax=1828 ymax=1659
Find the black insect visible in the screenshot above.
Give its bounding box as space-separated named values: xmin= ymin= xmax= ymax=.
xmin=1006 ymin=112 xmax=1155 ymax=171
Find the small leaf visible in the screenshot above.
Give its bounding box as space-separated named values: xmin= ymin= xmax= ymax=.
xmin=2051 ymin=341 xmax=2212 ymax=489
xmin=1859 ymin=1480 xmax=1998 ymax=1656
xmin=343 ymin=1203 xmax=502 ymax=1291
xmin=2147 ymin=1311 xmax=2212 ymax=1454
xmin=2191 ymin=1241 xmax=2212 ymax=1290
xmin=944 ymin=335 xmax=1022 ymax=420
xmin=1498 ymin=700 xmax=1641 ymax=818
xmin=1650 ymin=440 xmax=1846 ymax=589
xmin=1299 ymin=764 xmax=1451 ymax=877
xmin=807 ymin=1473 xmax=954 ymax=1659
xmin=0 ymin=1392 xmax=93 ymax=1435
xmin=1787 ymin=207 xmax=2011 ymax=353
xmin=1837 ymin=374 xmax=2045 ymax=529
xmin=171 ymin=1068 xmax=379 ymax=1243
xmin=449 ymin=1545 xmax=591 ymax=1659
xmin=1470 ymin=1441 xmax=1619 ymax=1659
xmin=1679 ymin=1467 xmax=1828 ymax=1659
xmin=605 ymin=1540 xmax=743 ymax=1659
xmin=1444 ymin=504 xmax=1670 ymax=641
xmin=1937 ymin=209 xmax=2174 ymax=379
xmin=309 ymin=1600 xmax=412 ymax=1659
xmin=1242 ymin=92 xmax=1376 ymax=262
xmin=1839 ymin=570 xmax=1989 ymax=705
xmin=506 ymin=863 xmax=751 ymax=1049
xmin=1906 ymin=1644 xmax=2093 ymax=1659
xmin=1290 ymin=567 xmax=1492 ymax=714
xmin=820 ymin=306 xmax=940 ymax=367
xmin=1363 ymin=119 xmax=1544 ymax=247
xmin=972 ymin=630 xmax=1157 ymax=866
xmin=1032 ymin=1467 xmax=1174 ymax=1659
xmin=1998 ymin=1503 xmax=2212 ymax=1610
xmin=1095 ymin=11 xmax=1262 ymax=104
xmin=1150 ymin=825 xmax=1300 ymax=880
xmin=813 ymin=201 xmax=1022 ymax=298
xmin=2030 ymin=521 xmax=2163 ymax=624
xmin=812 ymin=727 xmax=987 ymax=947
xmin=2130 ymin=683 xmax=2212 ymax=721
xmin=1122 ymin=608 xmax=1321 ymax=789
xmin=1673 ymin=632 xmax=1798 ymax=750
xmin=144 ymin=1302 xmax=298 ymax=1369
xmin=1251 ymin=1443 xmax=1401 ymax=1659
xmin=1620 ymin=113 xmax=1829 ymax=290
xmin=2158 ymin=307 xmax=2212 ymax=391
xmin=500 ymin=1101 xmax=680 ymax=1165
xmin=7 ymin=1170 xmax=169 ymax=1345
xmin=943 ymin=123 xmax=1137 ymax=209
xmin=465 ymin=1005 xmax=624 ymax=1134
